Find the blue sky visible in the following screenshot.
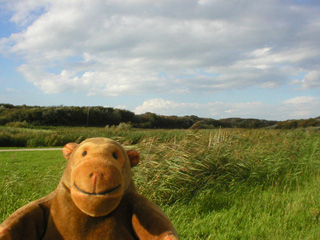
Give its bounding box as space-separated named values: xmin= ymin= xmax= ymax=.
xmin=0 ymin=0 xmax=319 ymax=120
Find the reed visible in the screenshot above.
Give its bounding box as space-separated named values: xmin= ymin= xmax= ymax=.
xmin=133 ymin=129 xmax=320 ymax=204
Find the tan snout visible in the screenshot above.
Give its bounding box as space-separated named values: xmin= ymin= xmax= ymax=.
xmin=70 ymin=160 xmax=124 ymax=217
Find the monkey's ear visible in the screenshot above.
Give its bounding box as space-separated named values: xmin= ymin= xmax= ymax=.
xmin=62 ymin=143 xmax=78 ymax=160
xmin=127 ymin=150 xmax=140 ymax=168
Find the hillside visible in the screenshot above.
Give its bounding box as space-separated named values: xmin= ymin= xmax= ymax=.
xmin=0 ymin=103 xmax=319 ymax=129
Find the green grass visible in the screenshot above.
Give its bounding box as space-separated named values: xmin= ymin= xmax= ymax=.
xmin=0 ymin=125 xmax=188 ymax=147
xmin=0 ymin=128 xmax=319 ymax=239
xmin=0 ymin=151 xmax=65 ymax=219
xmin=163 ymin=179 xmax=320 ymax=239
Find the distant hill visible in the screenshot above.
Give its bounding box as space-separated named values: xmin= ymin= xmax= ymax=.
xmin=0 ymin=103 xmax=319 ymax=129
xmin=273 ymin=116 xmax=320 ymax=129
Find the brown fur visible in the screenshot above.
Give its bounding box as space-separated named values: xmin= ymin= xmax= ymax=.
xmin=0 ymin=138 xmax=178 ymax=240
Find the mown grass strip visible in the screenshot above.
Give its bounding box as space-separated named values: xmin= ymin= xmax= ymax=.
xmin=0 ymin=148 xmax=62 ymax=152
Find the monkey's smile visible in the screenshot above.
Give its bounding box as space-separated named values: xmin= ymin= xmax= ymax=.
xmin=74 ymin=182 xmax=121 ymax=196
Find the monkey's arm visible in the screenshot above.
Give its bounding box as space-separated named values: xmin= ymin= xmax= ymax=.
xmin=0 ymin=193 xmax=54 ymax=240
xmin=129 ymin=193 xmax=178 ymax=240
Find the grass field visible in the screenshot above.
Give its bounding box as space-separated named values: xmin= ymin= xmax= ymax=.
xmin=0 ymin=125 xmax=187 ymax=147
xmin=0 ymin=128 xmax=319 ymax=239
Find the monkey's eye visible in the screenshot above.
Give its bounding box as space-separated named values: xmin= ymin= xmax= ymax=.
xmin=82 ymin=151 xmax=87 ymax=157
xmin=112 ymin=152 xmax=118 ymax=160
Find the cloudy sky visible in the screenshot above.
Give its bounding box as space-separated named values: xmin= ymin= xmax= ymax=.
xmin=0 ymin=0 xmax=319 ymax=120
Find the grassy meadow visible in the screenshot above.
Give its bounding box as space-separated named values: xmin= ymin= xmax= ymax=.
xmin=0 ymin=127 xmax=320 ymax=239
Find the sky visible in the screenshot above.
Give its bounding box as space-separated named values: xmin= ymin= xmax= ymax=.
xmin=0 ymin=0 xmax=319 ymax=121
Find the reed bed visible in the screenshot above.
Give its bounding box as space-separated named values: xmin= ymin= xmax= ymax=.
xmin=133 ymin=129 xmax=320 ymax=204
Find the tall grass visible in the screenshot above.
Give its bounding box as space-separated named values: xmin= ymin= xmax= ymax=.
xmin=133 ymin=129 xmax=320 ymax=205
xmin=132 ymin=129 xmax=320 ymax=239
xmin=0 ymin=126 xmax=187 ymax=147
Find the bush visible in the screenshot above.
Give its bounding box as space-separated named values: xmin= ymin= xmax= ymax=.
xmin=27 ymin=138 xmax=46 ymax=147
xmin=5 ymin=121 xmax=31 ymax=128
xmin=0 ymin=132 xmax=27 ymax=147
xmin=44 ymin=134 xmax=63 ymax=146
xmin=0 ymin=118 xmax=9 ymax=126
xmin=116 ymin=122 xmax=133 ymax=131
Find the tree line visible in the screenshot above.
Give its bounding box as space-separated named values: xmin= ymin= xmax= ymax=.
xmin=0 ymin=104 xmax=319 ymax=129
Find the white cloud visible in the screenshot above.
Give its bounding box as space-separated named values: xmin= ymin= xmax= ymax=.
xmin=0 ymin=0 xmax=319 ymax=121
xmin=135 ymin=97 xmax=320 ymax=120
xmin=300 ymin=71 xmax=320 ymax=89
xmin=135 ymin=98 xmax=266 ymax=119
xmin=6 ymin=0 xmax=51 ymax=26
xmin=115 ymin=105 xmax=128 ymax=110
xmin=282 ymin=96 xmax=320 ymax=119
xmin=250 ymin=47 xmax=272 ymax=58
xmin=18 ymin=65 xmax=75 ymax=94
xmin=6 ymin=88 xmax=19 ymax=93
xmin=135 ymin=98 xmax=201 ymax=116
xmin=283 ymin=96 xmax=318 ymax=105
xmin=1 ymin=0 xmax=319 ymax=97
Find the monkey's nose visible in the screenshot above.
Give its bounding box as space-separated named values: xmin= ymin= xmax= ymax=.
xmin=90 ymin=172 xmax=104 ymax=191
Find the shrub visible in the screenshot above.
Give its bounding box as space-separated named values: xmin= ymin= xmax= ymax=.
xmin=45 ymin=134 xmax=64 ymax=146
xmin=0 ymin=118 xmax=9 ymax=126
xmin=0 ymin=131 xmax=27 ymax=147
xmin=5 ymin=121 xmax=30 ymax=128
xmin=116 ymin=122 xmax=133 ymax=131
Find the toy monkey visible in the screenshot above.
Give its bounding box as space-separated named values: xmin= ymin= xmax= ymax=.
xmin=0 ymin=138 xmax=178 ymax=240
